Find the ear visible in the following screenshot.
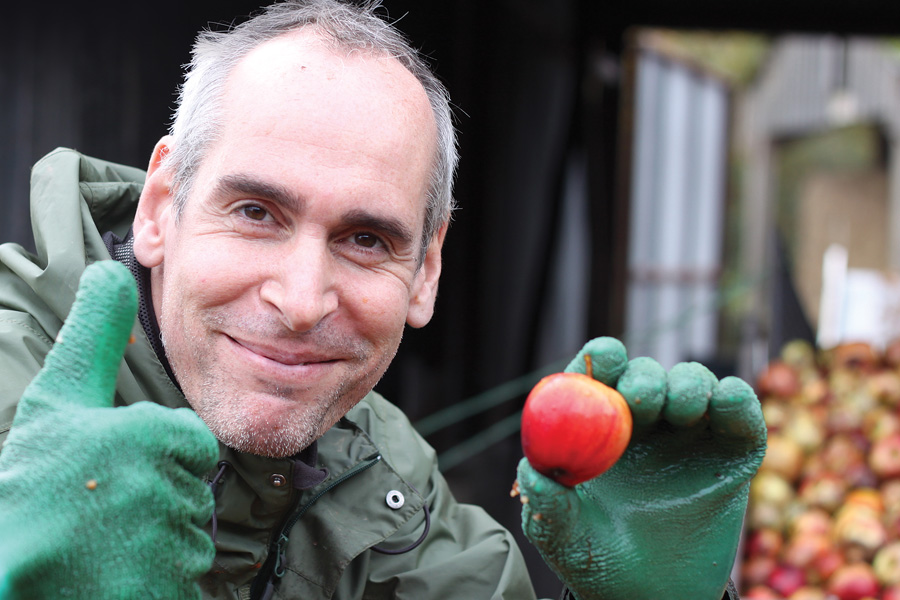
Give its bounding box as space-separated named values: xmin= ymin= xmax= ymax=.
xmin=133 ymin=136 xmax=176 ymax=269
xmin=406 ymin=222 xmax=448 ymax=329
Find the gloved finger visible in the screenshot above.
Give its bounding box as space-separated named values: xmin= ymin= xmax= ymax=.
xmin=131 ymin=403 xmax=219 ymax=476
xmin=118 ymin=490 xmax=214 ymax=591
xmin=170 ymin=524 xmax=216 ymax=583
xmin=709 ymin=376 xmax=767 ymax=447
xmin=663 ymin=362 xmax=717 ymax=427
xmin=616 ymin=356 xmax=667 ymax=426
xmin=22 ymin=261 xmax=137 ymax=411
xmin=153 ymin=455 xmax=217 ymax=529
xmin=515 ymin=458 xmax=581 ymax=547
xmin=564 ymin=337 xmax=628 ymax=387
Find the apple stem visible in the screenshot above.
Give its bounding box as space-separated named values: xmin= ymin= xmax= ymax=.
xmin=584 ymin=354 xmax=593 ymax=380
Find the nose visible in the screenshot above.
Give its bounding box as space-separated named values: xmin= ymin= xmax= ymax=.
xmin=259 ymin=238 xmax=339 ymax=332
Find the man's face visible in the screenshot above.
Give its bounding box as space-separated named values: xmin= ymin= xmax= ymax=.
xmin=133 ymin=31 xmax=443 ymax=458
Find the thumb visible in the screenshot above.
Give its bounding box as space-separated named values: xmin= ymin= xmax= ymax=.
xmin=23 ymin=261 xmax=138 ymax=411
xmin=516 ymin=458 xmax=581 ymax=548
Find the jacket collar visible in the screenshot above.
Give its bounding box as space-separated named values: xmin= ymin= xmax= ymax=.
xmin=202 ymin=410 xmax=426 ymax=596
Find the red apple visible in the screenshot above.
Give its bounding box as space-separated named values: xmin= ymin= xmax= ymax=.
xmin=767 ymin=564 xmax=806 ymax=597
xmin=746 ymin=527 xmax=784 ymax=558
xmin=869 ymin=433 xmax=900 ymax=480
xmin=822 ymin=434 xmax=867 ymax=474
xmin=521 ymin=372 xmax=632 ymax=487
xmin=827 ymin=563 xmax=880 ymax=600
xmin=741 ymin=554 xmax=777 ymax=588
xmin=757 ymin=360 xmax=801 ymax=398
xmin=883 ymin=583 xmax=900 ymax=600
xmin=809 ymin=546 xmax=845 ymax=583
xmin=790 ymin=508 xmax=834 ymax=538
xmin=782 ymin=533 xmax=829 ymax=570
xmin=742 ymin=585 xmax=781 ymax=599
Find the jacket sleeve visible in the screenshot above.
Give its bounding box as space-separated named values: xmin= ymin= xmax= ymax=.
xmin=0 ymin=308 xmax=54 ymax=446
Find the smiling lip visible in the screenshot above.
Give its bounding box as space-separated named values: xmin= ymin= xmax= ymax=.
xmin=227 ymin=336 xmax=338 ymax=367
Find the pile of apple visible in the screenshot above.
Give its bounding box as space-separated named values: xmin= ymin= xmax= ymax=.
xmin=742 ymin=339 xmax=900 ymax=600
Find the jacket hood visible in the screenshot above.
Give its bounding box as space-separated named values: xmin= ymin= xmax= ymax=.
xmin=27 ymin=148 xmax=146 ymax=321
xmin=1 ymin=148 xmax=189 ymax=413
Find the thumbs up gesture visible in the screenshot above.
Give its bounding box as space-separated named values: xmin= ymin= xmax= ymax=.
xmin=0 ymin=261 xmax=219 ymax=599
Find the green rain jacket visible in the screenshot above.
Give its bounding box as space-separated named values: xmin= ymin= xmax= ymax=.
xmin=0 ymin=148 xmax=537 ymax=599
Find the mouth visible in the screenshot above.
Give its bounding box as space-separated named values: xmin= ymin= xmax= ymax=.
xmin=227 ymin=335 xmax=340 ymax=367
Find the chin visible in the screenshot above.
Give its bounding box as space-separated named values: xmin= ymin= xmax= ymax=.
xmin=194 ymin=397 xmax=324 ymax=458
xmin=216 ymin=422 xmax=319 ymax=458
xmin=186 ymin=375 xmax=368 ymax=457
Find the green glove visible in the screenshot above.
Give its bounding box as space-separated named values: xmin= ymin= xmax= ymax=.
xmin=517 ymin=337 xmax=767 ymax=600
xmin=0 ymin=261 xmax=218 ymax=599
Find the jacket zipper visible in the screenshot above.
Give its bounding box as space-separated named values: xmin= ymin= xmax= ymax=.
xmin=251 ymin=452 xmax=383 ymax=600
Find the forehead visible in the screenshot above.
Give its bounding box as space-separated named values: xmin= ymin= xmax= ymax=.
xmin=209 ymin=30 xmax=437 ymax=200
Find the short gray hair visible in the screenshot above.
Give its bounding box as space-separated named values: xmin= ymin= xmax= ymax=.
xmin=164 ymin=0 xmax=457 ymax=254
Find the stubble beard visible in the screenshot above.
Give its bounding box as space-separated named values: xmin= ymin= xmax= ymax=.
xmin=160 ymin=309 xmax=395 ymax=458
xmin=193 ymin=376 xmax=349 ymax=458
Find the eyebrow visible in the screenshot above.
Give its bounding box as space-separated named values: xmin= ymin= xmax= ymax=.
xmin=213 ymin=174 xmax=302 ymax=212
xmin=214 ymin=173 xmax=418 ymax=248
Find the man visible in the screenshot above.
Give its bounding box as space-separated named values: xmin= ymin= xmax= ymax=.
xmin=0 ymin=1 xmax=765 ymax=599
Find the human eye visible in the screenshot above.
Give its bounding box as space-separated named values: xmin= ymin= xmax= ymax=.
xmin=336 ymin=231 xmax=389 ymax=263
xmin=351 ymin=232 xmax=385 ymax=250
xmin=237 ymin=203 xmax=274 ymax=222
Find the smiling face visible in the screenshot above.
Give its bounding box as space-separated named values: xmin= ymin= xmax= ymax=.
xmin=132 ymin=31 xmax=444 ymax=457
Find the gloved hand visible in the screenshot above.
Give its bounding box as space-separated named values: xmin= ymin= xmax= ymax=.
xmin=0 ymin=261 xmax=219 ymax=599
xmin=516 ymin=337 xmax=767 ymax=600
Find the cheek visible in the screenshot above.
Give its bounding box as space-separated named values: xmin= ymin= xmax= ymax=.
xmin=174 ymin=241 xmax=263 ymax=297
xmin=343 ymin=278 xmax=411 ymax=340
